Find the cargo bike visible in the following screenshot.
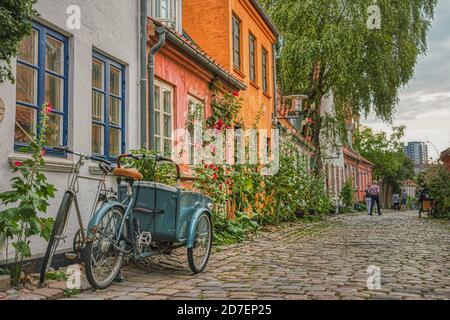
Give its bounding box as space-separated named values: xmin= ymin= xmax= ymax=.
xmin=418 ymin=188 xmax=436 ymax=218
xmin=39 ymin=148 xmax=213 ymax=289
xmin=83 ymin=153 xmax=214 ymax=289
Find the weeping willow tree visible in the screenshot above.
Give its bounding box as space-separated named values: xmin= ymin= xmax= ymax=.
xmin=0 ymin=0 xmax=37 ymax=83
xmin=261 ymin=0 xmax=437 ymax=174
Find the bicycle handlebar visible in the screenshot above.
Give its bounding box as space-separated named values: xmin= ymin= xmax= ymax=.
xmin=116 ymin=153 xmax=181 ymax=180
xmin=55 ymin=146 xmax=113 ymax=167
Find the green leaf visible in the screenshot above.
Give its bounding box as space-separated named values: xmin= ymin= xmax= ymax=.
xmin=12 ymin=241 xmax=31 ymax=258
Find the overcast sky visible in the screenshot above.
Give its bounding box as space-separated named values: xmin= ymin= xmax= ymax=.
xmin=361 ymin=1 xmax=450 ymax=161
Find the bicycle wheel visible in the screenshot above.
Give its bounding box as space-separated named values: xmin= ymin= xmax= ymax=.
xmin=39 ymin=192 xmax=72 ymax=284
xmin=85 ymin=206 xmax=125 ymax=290
xmin=187 ymin=213 xmax=213 ymax=274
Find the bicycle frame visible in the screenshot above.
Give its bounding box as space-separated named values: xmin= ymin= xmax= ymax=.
xmin=60 ymin=155 xmax=113 ymax=246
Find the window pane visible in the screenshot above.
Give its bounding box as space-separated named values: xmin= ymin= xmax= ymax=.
xmin=155 ymin=111 xmax=161 ymax=135
xmin=164 ymin=139 xmax=171 ymax=157
xmin=155 ymin=137 xmax=161 ymax=153
xmin=15 ymin=106 xmax=36 ymax=143
xmin=92 ymin=124 xmax=104 ymax=155
xmin=18 ymin=30 xmax=37 ymax=65
xmin=16 ymin=64 xmax=37 ymax=105
xmin=92 ymin=91 xmax=104 ymax=121
xmin=109 ymin=128 xmax=121 ymax=157
xmin=164 ymin=114 xmax=171 ymax=138
xmin=163 ymin=90 xmax=171 ymax=113
xmin=109 ymin=97 xmax=121 ymax=126
xmin=45 ymin=73 xmax=63 ymax=111
xmin=44 ymin=113 xmax=63 ymax=147
xmin=46 ymin=36 xmax=64 ymax=74
xmin=156 ymin=0 xmax=170 ymax=19
xmin=110 ymin=66 xmax=121 ymax=96
xmin=92 ymin=59 xmax=104 ymax=90
xmin=155 ymin=86 xmax=161 ymax=110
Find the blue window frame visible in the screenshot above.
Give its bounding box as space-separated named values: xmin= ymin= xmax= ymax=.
xmin=15 ymin=21 xmax=69 ymax=156
xmin=91 ymin=52 xmax=126 ymax=160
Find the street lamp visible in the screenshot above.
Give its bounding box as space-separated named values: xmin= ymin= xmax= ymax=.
xmin=277 ymin=94 xmax=309 ymax=121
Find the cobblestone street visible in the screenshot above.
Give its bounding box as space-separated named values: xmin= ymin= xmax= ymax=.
xmin=68 ymin=211 xmax=450 ymax=300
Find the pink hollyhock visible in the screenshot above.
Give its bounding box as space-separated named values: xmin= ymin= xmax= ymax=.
xmin=46 ymin=103 xmax=53 ymax=113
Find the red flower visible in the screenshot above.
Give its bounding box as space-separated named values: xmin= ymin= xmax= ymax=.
xmin=233 ymin=92 xmax=239 ymax=97
xmin=41 ymin=149 xmax=46 ymax=156
xmin=215 ymin=120 xmax=224 ymax=131
xmin=204 ymin=164 xmax=209 ymax=169
xmin=46 ymin=103 xmax=53 ymax=113
xmin=213 ymin=173 xmax=218 ymax=180
xmin=307 ymin=117 xmax=313 ymax=124
xmin=14 ymin=161 xmax=23 ymax=167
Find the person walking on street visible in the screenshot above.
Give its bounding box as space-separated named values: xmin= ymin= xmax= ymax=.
xmin=368 ymin=182 xmax=382 ymax=216
xmin=392 ymin=193 xmax=400 ymax=211
xmin=401 ymin=190 xmax=408 ymax=210
xmin=364 ymin=188 xmax=372 ymax=215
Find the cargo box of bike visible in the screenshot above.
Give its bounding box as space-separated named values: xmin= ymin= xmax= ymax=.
xmin=40 ymin=149 xmax=213 ymax=290
xmin=116 ymin=183 xmax=213 ymax=243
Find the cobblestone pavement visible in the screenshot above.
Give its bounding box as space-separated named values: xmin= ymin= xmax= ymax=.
xmin=66 ymin=211 xmax=450 ymax=300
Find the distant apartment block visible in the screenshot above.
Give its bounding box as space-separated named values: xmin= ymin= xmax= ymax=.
xmin=404 ymin=141 xmax=429 ymax=172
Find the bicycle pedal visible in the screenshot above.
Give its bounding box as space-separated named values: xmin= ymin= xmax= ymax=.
xmin=138 ymin=232 xmax=152 ymax=247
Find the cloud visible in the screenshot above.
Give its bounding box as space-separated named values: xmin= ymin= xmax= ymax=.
xmin=362 ymin=1 xmax=450 ymax=159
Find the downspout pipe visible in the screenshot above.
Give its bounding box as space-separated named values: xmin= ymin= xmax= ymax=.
xmin=139 ymin=0 xmax=148 ymax=149
xmin=272 ymin=42 xmax=278 ymax=125
xmin=148 ymin=26 xmax=166 ymax=151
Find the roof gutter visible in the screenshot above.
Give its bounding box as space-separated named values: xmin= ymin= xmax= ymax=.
xmin=250 ymin=0 xmax=280 ymax=38
xmin=148 ymin=26 xmax=166 ymax=151
xmin=165 ymin=30 xmax=247 ymax=90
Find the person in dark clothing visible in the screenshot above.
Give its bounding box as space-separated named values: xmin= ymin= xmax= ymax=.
xmin=368 ymin=182 xmax=382 ymax=216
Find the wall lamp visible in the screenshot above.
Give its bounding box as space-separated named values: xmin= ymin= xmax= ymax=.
xmin=277 ymin=94 xmax=309 ymax=121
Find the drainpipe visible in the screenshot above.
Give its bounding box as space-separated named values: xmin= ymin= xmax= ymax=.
xmin=272 ymin=43 xmax=278 ymax=125
xmin=148 ymin=26 xmax=166 ymax=151
xmin=139 ymin=0 xmax=148 ymax=148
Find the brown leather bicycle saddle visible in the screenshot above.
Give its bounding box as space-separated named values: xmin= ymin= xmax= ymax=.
xmin=113 ymin=167 xmax=144 ymax=181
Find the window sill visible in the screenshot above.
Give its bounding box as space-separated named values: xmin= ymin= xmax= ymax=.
xmin=263 ymin=91 xmax=272 ymax=99
xmin=8 ymin=153 xmax=75 ymax=173
xmin=88 ymin=164 xmax=115 ymax=177
xmin=250 ymin=81 xmax=260 ymax=90
xmin=233 ymin=68 xmax=246 ymax=79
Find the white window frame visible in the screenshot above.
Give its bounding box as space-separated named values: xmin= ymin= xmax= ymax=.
xmin=154 ymin=80 xmax=174 ymax=156
xmin=187 ymin=95 xmax=205 ymax=165
xmin=149 ymin=0 xmax=182 ymax=32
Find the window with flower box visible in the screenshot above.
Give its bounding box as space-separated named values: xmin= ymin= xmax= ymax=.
xmin=14 ymin=22 xmax=69 ymax=155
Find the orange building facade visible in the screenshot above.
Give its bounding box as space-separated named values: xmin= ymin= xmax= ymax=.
xmin=183 ymin=0 xmax=278 ymax=130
